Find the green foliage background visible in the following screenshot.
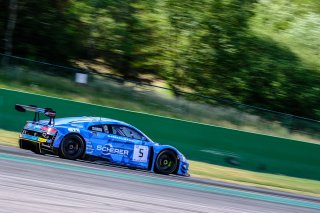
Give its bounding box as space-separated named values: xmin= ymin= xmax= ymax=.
xmin=0 ymin=0 xmax=319 ymax=119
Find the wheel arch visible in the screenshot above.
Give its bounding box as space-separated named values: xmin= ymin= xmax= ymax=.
xmin=152 ymin=146 xmax=180 ymax=174
xmin=60 ymin=132 xmax=86 ymax=145
xmin=153 ymin=145 xmax=179 ymax=159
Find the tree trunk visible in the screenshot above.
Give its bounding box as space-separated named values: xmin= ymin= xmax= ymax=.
xmin=2 ymin=0 xmax=18 ymax=65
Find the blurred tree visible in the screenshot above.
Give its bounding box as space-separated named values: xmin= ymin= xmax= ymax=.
xmin=181 ymin=0 xmax=256 ymax=101
xmin=1 ymin=0 xmax=18 ymax=65
xmin=0 ymin=0 xmax=319 ymax=118
xmin=102 ymin=0 xmax=169 ymax=78
xmin=5 ymin=0 xmax=87 ymax=63
xmin=249 ymin=0 xmax=320 ymax=117
xmin=164 ymin=0 xmax=202 ymax=94
xmin=0 ymin=1 xmax=8 ymax=54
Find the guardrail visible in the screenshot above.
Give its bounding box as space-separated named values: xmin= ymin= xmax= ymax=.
xmin=1 ymin=88 xmax=320 ymax=180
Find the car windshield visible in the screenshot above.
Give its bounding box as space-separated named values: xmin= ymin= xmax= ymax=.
xmin=111 ymin=125 xmax=144 ymax=140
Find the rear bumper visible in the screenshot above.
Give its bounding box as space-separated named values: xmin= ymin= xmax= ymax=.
xmin=19 ymin=127 xmax=57 ymax=150
xmin=19 ymin=139 xmax=38 ymax=150
xmin=19 ymin=137 xmax=54 ymax=153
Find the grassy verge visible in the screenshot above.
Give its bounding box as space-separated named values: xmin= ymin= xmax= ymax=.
xmin=190 ymin=161 xmax=320 ymax=196
xmin=1 ymin=129 xmax=319 ymax=197
xmin=0 ymin=129 xmax=19 ymax=148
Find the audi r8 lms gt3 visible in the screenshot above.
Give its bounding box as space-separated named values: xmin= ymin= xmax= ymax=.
xmin=15 ymin=104 xmax=189 ymax=176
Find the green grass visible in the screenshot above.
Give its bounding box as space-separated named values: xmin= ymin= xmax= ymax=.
xmin=1 ymin=129 xmax=319 ymax=196
xmin=190 ymin=161 xmax=320 ymax=196
xmin=0 ymin=129 xmax=19 ymax=148
xmin=1 ymin=66 xmax=319 ymax=144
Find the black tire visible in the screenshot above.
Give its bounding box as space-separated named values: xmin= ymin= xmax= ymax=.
xmin=19 ymin=139 xmax=25 ymax=149
xmin=154 ymin=149 xmax=178 ymax=175
xmin=59 ymin=134 xmax=85 ymax=160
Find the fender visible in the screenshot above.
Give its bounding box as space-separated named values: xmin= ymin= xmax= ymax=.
xmin=52 ymin=126 xmax=88 ymax=149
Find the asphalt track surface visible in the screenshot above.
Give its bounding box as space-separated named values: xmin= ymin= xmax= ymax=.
xmin=0 ymin=146 xmax=319 ymax=213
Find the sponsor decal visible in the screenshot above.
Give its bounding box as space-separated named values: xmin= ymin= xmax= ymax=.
xmin=108 ymin=135 xmax=137 ymax=143
xmin=37 ymin=138 xmax=47 ymax=143
xmin=71 ymin=124 xmax=84 ymax=128
xmin=97 ymin=144 xmax=129 ymax=156
xmin=22 ymin=134 xmax=37 ymax=141
xmin=42 ymin=132 xmax=47 ymax=138
xmin=68 ymin=128 xmax=80 ymax=132
xmin=91 ymin=126 xmax=103 ymax=132
xmin=132 ymin=145 xmax=149 ymax=162
xmin=86 ymin=141 xmax=94 ymax=154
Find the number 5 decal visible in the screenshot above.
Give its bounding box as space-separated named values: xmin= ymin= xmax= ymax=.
xmin=139 ymin=149 xmax=144 ymax=157
xmin=133 ymin=145 xmax=149 ymax=162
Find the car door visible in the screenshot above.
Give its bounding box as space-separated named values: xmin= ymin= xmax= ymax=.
xmin=109 ymin=125 xmax=150 ymax=169
xmin=87 ymin=124 xmax=109 ymax=156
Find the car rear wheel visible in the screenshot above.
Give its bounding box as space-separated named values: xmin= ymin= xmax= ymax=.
xmin=19 ymin=139 xmax=27 ymax=149
xmin=59 ymin=134 xmax=85 ymax=160
xmin=155 ymin=149 xmax=178 ymax=175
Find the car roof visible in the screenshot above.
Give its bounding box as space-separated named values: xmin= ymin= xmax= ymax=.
xmin=54 ymin=116 xmax=130 ymax=126
xmin=42 ymin=116 xmax=153 ymax=142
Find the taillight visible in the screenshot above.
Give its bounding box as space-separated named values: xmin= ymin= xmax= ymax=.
xmin=41 ymin=126 xmax=57 ymax=134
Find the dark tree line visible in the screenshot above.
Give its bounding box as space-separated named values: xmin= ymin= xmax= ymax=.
xmin=1 ymin=0 xmax=320 ymax=119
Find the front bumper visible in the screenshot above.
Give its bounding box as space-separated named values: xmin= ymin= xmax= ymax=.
xmin=176 ymin=160 xmax=189 ymax=176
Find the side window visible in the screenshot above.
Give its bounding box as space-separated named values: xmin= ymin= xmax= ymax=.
xmin=111 ymin=125 xmax=143 ymax=140
xmin=123 ymin=127 xmax=143 ymax=140
xmin=111 ymin=125 xmax=126 ymax=137
xmin=102 ymin=125 xmax=110 ymax=134
xmin=132 ymin=128 xmax=144 ymax=140
xmin=88 ymin=125 xmax=104 ymax=133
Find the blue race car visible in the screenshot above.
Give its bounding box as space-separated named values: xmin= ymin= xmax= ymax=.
xmin=15 ymin=104 xmax=189 ymax=176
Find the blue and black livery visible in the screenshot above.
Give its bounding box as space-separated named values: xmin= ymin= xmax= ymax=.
xmin=15 ymin=104 xmax=189 ymax=176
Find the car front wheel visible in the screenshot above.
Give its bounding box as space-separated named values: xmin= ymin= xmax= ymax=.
xmin=155 ymin=149 xmax=178 ymax=175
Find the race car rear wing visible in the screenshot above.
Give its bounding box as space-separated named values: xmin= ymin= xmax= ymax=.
xmin=15 ymin=104 xmax=56 ymax=125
